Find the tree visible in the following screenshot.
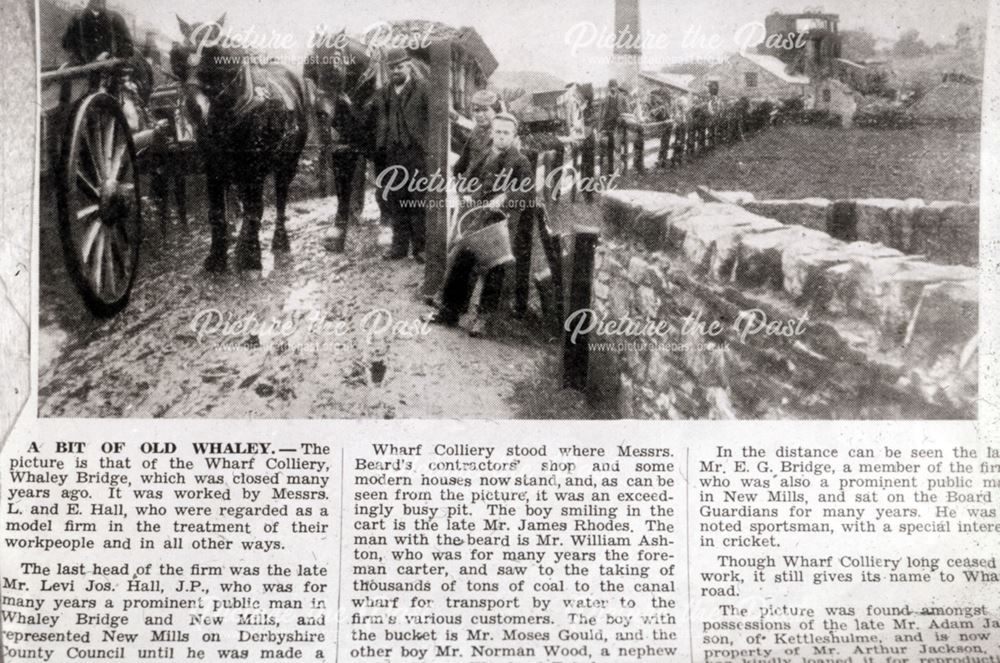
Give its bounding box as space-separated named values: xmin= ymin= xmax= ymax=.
xmin=840 ymin=29 xmax=877 ymax=60
xmin=893 ymin=29 xmax=931 ymax=58
xmin=955 ymin=23 xmax=972 ymax=50
xmin=955 ymin=22 xmax=984 ymax=54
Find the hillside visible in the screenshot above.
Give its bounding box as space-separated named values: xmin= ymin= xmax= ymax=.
xmin=885 ymin=48 xmax=984 ymax=91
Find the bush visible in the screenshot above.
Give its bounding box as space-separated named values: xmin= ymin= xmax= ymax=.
xmin=784 ymin=109 xmax=834 ymax=125
xmin=780 ymin=98 xmax=805 ymax=113
xmin=853 ymin=106 xmax=916 ymax=129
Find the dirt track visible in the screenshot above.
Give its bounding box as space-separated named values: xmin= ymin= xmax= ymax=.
xmin=38 ymin=188 xmax=590 ymax=419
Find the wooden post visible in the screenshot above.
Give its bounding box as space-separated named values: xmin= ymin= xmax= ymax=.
xmin=605 ymin=129 xmax=614 ymax=176
xmin=536 ymin=207 xmax=565 ymax=329
xmin=542 ymin=150 xmax=555 ymax=203
xmin=581 ymin=131 xmax=595 ymax=204
xmin=549 ymin=233 xmax=565 ymax=331
xmin=562 ymin=226 xmax=599 ymax=391
xmin=534 ymin=206 xmax=565 ymax=334
xmin=634 ymin=123 xmax=644 ymax=173
xmin=423 ymin=40 xmax=452 ymax=297
xmin=568 ymin=143 xmax=577 ymax=204
xmin=620 ymin=125 xmax=628 ymax=174
xmin=528 ymin=149 xmax=540 ymax=203
xmin=554 ymin=144 xmax=566 ymax=203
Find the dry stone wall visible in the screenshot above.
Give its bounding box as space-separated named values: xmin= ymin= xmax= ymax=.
xmin=741 ymin=196 xmax=978 ymax=266
xmin=587 ymin=190 xmax=978 ymax=419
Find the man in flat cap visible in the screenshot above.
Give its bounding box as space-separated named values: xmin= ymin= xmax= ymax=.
xmin=373 ymin=47 xmax=430 ymax=262
xmin=599 ymin=78 xmax=628 ymax=172
xmin=430 ymin=113 xmax=535 ymax=337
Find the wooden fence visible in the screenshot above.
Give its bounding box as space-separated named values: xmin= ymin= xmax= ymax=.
xmin=523 ymin=107 xmax=778 ymax=390
xmin=525 ymin=106 xmax=778 ymax=211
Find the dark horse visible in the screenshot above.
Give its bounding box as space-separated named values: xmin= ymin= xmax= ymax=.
xmin=304 ymin=32 xmax=430 ymax=252
xmin=304 ymin=32 xmax=378 ymax=252
xmin=172 ymin=15 xmax=307 ymax=271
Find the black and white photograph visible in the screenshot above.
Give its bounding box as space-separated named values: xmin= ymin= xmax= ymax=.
xmin=32 ymin=0 xmax=985 ymax=419
xmin=1 ymin=3 xmax=998 ymax=662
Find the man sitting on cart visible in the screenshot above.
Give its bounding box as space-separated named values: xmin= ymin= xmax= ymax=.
xmin=62 ymin=0 xmax=133 ymax=65
xmin=429 ymin=113 xmax=535 ymax=338
xmin=62 ymin=0 xmax=153 ymax=105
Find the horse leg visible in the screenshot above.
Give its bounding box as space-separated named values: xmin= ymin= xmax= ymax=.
xmin=350 ymin=154 xmax=366 ymax=222
xmin=203 ymin=171 xmax=228 ymax=272
xmin=272 ymin=169 xmax=292 ymax=253
xmin=317 ymin=120 xmax=331 ymax=198
xmin=325 ymin=150 xmax=357 ymax=253
xmin=173 ymin=151 xmax=188 ymax=229
xmin=236 ymin=179 xmax=264 ymax=270
xmin=151 ymin=163 xmax=169 ymax=239
xmin=174 ymin=173 xmax=188 ymax=230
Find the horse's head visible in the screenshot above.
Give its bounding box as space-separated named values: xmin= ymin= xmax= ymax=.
xmin=307 ymin=30 xmax=370 ymax=99
xmin=171 ymin=14 xmax=231 ymax=126
xmin=176 ymin=14 xmax=226 ymax=47
xmin=306 ymin=29 xmax=387 ymax=140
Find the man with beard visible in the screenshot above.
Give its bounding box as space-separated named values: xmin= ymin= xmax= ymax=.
xmin=429 ymin=113 xmax=534 ymax=337
xmin=373 ymin=48 xmax=430 ymax=262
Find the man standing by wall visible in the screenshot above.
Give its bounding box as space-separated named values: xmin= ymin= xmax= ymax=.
xmin=374 ymin=48 xmax=430 ymax=262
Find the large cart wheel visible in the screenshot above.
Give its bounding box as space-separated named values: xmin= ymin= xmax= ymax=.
xmin=56 ymin=92 xmax=142 ymax=317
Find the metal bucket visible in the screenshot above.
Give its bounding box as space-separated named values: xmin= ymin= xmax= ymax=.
xmin=463 ymin=221 xmax=514 ymax=271
xmin=450 ymin=206 xmax=514 ymax=271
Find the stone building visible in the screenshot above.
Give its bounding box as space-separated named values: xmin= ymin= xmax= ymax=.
xmin=809 ymin=78 xmax=861 ymax=126
xmin=638 ymin=71 xmax=695 ymax=99
xmin=690 ymin=52 xmax=810 ymax=102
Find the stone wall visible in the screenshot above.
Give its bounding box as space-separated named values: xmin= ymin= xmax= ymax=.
xmin=585 ymin=190 xmax=977 ymax=419
xmin=741 ymin=196 xmax=978 ymax=267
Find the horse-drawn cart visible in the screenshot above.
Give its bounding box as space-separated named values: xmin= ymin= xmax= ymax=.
xmin=40 ymin=56 xmax=192 ymax=317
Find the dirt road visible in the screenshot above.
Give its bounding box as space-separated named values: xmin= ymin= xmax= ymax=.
xmin=38 ymin=190 xmax=589 ymax=419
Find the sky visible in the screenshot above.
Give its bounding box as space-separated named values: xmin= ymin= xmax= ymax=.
xmin=94 ymin=0 xmax=989 ymax=84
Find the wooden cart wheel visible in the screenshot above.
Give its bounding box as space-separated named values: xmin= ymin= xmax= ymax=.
xmin=56 ymin=92 xmax=142 ymax=317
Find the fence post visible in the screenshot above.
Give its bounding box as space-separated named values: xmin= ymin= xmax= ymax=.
xmin=634 ymin=123 xmax=644 ymax=173
xmin=581 ymin=132 xmax=595 ymax=204
xmin=562 ymin=226 xmax=600 ymax=391
xmin=554 ymin=144 xmax=566 ymax=203
xmin=605 ymin=129 xmax=615 ymax=176
xmin=568 ymin=142 xmax=577 ymax=204
xmin=621 ymin=125 xmax=629 ymax=175
xmin=529 ymin=148 xmax=542 ymax=204
xmin=422 ymin=40 xmax=452 ymax=298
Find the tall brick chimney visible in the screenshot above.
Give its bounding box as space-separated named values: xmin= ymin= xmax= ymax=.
xmin=611 ymin=0 xmax=641 ymax=93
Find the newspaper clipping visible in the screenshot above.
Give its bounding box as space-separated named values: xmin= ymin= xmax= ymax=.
xmin=1 ymin=0 xmax=998 ymax=661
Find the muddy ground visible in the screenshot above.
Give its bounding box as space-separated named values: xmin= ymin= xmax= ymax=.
xmin=37 ymin=172 xmax=599 ymax=419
